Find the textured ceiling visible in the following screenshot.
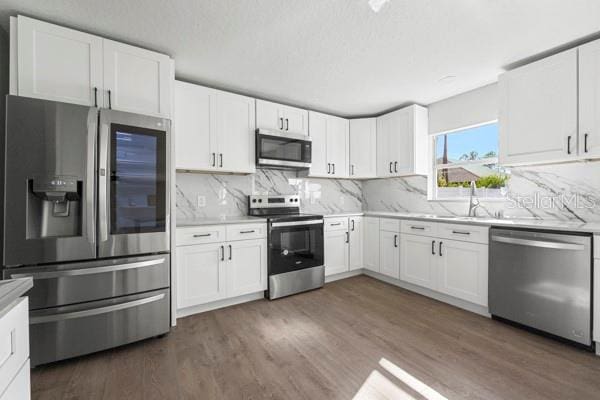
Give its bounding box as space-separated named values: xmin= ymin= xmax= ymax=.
xmin=1 ymin=0 xmax=600 ymax=117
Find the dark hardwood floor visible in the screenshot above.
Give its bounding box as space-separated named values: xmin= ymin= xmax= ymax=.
xmin=31 ymin=275 xmax=600 ymax=400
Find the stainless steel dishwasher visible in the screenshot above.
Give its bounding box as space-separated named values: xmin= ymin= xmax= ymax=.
xmin=489 ymin=227 xmax=592 ymax=347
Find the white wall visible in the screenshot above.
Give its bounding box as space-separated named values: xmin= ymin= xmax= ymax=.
xmin=428 ymin=83 xmax=498 ymax=134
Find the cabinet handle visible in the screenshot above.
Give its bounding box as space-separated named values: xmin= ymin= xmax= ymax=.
xmin=229 ymin=245 xmax=232 ymax=260
xmin=439 ymin=241 xmax=443 ymax=257
xmin=212 ymin=153 xmax=216 ymax=167
xmin=240 ymin=230 xmax=255 ymax=234
xmin=351 ymin=164 xmax=355 ymax=175
xmin=389 ymin=162 xmax=393 ymax=173
xmin=285 ymin=118 xmax=289 ymax=131
xmin=332 ymin=163 xmax=335 ymax=174
xmin=411 ymin=226 xmax=425 ymax=230
xmin=219 ymin=153 xmax=223 ymax=167
xmin=585 ymin=133 xmax=589 ymax=153
xmin=193 ymin=233 xmax=211 ymax=238
xmin=279 ymin=117 xmax=284 ymax=130
xmin=394 ymin=234 xmax=398 ymax=248
xmin=351 ymin=220 xmax=355 ymax=231
xmin=346 ymin=232 xmax=349 ymax=243
xmin=221 ymin=245 xmax=225 ymax=261
xmin=431 ymin=240 xmax=436 ymax=255
xmin=567 ymin=135 xmax=572 ymax=154
xmin=452 ymin=230 xmax=471 ymax=235
xmin=93 ymin=87 xmax=98 ymax=107
xmin=327 ymin=163 xmax=331 ymax=174
xmin=394 ymin=161 xmax=398 ymax=173
xmin=330 ymin=222 xmax=342 ymax=226
xmin=107 ymin=89 xmax=112 ymax=109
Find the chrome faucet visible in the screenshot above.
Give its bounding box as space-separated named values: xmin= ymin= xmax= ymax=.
xmin=468 ymin=181 xmax=480 ymax=217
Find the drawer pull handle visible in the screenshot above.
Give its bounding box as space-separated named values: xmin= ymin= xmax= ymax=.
xmin=411 ymin=226 xmax=425 ymax=230
xmin=451 ymin=230 xmax=471 ymax=235
xmin=330 ymin=222 xmax=342 ymax=226
xmin=193 ymin=233 xmax=212 ymax=238
xmin=240 ymin=230 xmax=255 ymax=234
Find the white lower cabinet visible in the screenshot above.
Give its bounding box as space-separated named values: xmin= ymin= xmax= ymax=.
xmin=324 ymin=229 xmax=349 ymax=276
xmin=0 ymin=297 xmax=30 ymax=400
xmin=0 ymin=360 xmax=30 ymax=400
xmin=379 ymin=230 xmax=400 ymax=279
xmin=348 ymin=217 xmax=363 ymax=271
xmin=400 ymin=234 xmax=437 ymax=290
xmin=437 ymin=239 xmax=488 ymax=306
xmin=176 ymin=243 xmax=227 ymax=308
xmin=227 ymin=239 xmax=267 ymax=297
xmin=176 ymin=224 xmax=267 ymax=310
xmin=363 ymin=217 xmax=380 ymax=272
xmin=594 ymin=247 xmax=599 ymax=343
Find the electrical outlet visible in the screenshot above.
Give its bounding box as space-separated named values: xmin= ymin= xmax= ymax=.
xmin=197 ymin=195 xmax=206 ymax=208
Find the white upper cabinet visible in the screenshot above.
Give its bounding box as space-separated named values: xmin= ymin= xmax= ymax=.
xmin=499 ymin=49 xmax=578 ymax=166
xmin=376 ymin=105 xmax=428 ymax=177
xmin=349 ymin=118 xmax=377 ymax=178
xmin=103 ymin=39 xmax=172 ymax=118
xmin=578 ymin=40 xmax=600 ymax=159
xmin=174 ymin=81 xmax=255 ymax=174
xmin=17 ymin=16 xmax=103 ymax=107
xmin=308 ymin=111 xmax=349 ymax=178
xmin=256 ymin=99 xmax=308 ymax=135
xmin=14 ymin=16 xmax=173 ymax=117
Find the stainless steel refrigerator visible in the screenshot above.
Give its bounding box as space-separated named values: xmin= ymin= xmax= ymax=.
xmin=2 ymin=95 xmax=171 ymax=366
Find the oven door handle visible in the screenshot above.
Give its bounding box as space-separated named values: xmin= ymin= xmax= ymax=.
xmin=9 ymin=258 xmax=166 ymax=279
xmin=271 ymin=219 xmax=323 ymax=228
xmin=29 ymin=293 xmax=165 ymax=324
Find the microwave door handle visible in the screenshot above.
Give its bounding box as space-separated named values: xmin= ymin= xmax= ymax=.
xmin=86 ymin=109 xmax=97 ymax=245
xmin=98 ymin=116 xmax=110 ymax=243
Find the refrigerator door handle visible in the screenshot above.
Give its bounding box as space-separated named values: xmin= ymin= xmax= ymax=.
xmin=98 ymin=117 xmax=110 ymax=243
xmin=86 ymin=109 xmax=97 ymax=245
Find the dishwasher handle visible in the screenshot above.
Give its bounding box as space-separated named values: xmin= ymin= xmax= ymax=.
xmin=491 ymin=235 xmax=585 ymax=251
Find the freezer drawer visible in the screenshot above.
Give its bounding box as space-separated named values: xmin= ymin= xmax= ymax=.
xmin=29 ymin=288 xmax=170 ymax=366
xmin=4 ymin=254 xmax=169 ymax=310
xmin=489 ymin=228 xmax=592 ymax=346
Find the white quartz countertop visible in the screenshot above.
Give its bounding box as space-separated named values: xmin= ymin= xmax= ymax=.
xmin=324 ymin=212 xmax=364 ymax=218
xmin=0 ymin=277 xmax=33 ymax=317
xmin=364 ymin=211 xmax=600 ymax=234
xmin=177 ymin=216 xmax=267 ymax=227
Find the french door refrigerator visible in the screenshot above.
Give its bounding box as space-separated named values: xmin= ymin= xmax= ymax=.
xmin=2 ymin=95 xmax=171 ymax=366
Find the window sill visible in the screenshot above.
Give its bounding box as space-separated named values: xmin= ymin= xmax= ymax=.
xmin=428 ymin=197 xmax=508 ymax=203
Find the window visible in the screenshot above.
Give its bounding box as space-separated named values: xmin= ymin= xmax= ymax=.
xmin=430 ymin=121 xmax=509 ymax=200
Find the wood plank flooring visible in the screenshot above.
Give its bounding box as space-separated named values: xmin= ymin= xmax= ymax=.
xmin=31 ymin=275 xmax=600 ymax=400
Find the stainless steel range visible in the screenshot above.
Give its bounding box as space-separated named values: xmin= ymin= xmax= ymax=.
xmin=1 ymin=95 xmax=171 ymax=366
xmin=248 ymin=195 xmax=324 ymax=299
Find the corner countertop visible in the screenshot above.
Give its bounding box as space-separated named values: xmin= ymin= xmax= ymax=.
xmin=323 ymin=212 xmax=364 ymax=218
xmin=363 ymin=211 xmax=600 ymax=234
xmin=177 ymin=216 xmax=267 ymax=227
xmin=0 ymin=277 xmax=33 ymax=317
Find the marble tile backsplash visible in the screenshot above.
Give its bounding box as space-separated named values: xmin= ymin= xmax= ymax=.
xmin=176 ymin=169 xmax=363 ymax=221
xmin=177 ymin=162 xmax=600 ymax=223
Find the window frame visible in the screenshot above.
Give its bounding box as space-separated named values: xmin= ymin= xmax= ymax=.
xmin=428 ymin=120 xmax=507 ymax=202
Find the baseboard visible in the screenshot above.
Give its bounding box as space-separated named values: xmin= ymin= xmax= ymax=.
xmin=363 ymin=270 xmax=491 ymax=318
xmin=176 ymin=291 xmax=265 ymax=319
xmin=325 ymin=269 xmax=363 ymax=283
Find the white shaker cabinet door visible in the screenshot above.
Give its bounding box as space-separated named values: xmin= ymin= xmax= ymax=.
xmin=17 ymin=16 xmax=103 ymax=106
xmin=363 ymin=217 xmax=380 ymax=272
xmin=324 ymin=229 xmax=349 ymax=276
xmin=349 ymin=118 xmax=377 ymax=178
xmin=379 ymin=230 xmax=400 ymax=279
xmin=579 ymin=39 xmax=600 ymax=159
xmin=103 ymin=39 xmax=172 ymax=118
xmin=400 ymin=234 xmax=436 ymax=290
xmin=176 ymin=243 xmax=226 ymax=308
xmin=499 ymin=48 xmax=578 ymax=165
xmin=226 ymin=239 xmax=267 ymax=297
xmin=215 ymin=91 xmax=256 ymax=173
xmin=348 ymin=217 xmax=363 ymax=271
xmin=282 ymin=105 xmax=309 ymax=136
xmin=327 ymin=116 xmax=349 ymax=178
xmin=174 ymin=81 xmax=217 ymax=171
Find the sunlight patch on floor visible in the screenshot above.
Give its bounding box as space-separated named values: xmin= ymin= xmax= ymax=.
xmin=353 ymin=358 xmax=449 ymax=400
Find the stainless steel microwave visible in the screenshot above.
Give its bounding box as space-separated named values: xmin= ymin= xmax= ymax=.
xmin=255 ymin=129 xmax=312 ymax=169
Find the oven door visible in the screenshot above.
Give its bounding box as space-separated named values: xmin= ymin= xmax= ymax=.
xmin=268 ymin=220 xmax=324 ymax=275
xmin=256 ymin=130 xmax=312 ymax=169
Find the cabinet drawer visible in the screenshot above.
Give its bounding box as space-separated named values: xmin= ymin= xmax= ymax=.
xmin=594 ymin=235 xmax=599 ymax=259
xmin=226 ymin=223 xmax=267 ymax=241
xmin=0 ymin=359 xmax=30 ymax=400
xmin=325 ymin=217 xmax=348 ymax=232
xmin=437 ymin=223 xmax=489 ymax=244
xmin=400 ymin=220 xmax=436 ymax=236
xmin=0 ymin=297 xmax=29 ymax=397
xmin=380 ymin=218 xmax=401 ymax=232
xmin=177 ymin=226 xmax=226 ymax=246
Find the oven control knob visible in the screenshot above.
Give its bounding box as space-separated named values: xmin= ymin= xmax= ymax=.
xmin=289 ymin=198 xmax=293 ymax=202
xmin=258 ymin=199 xmax=263 ymax=203
xmin=281 ymin=249 xmax=289 ymax=256
xmin=294 ymin=198 xmax=298 ymax=202
xmin=252 ymin=199 xmax=257 ymax=203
